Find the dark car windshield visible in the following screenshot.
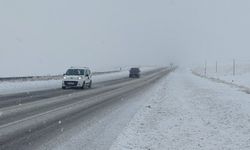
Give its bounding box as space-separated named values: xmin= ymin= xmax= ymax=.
xmin=66 ymin=69 xmax=85 ymax=76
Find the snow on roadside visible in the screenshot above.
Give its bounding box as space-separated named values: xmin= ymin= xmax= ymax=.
xmin=0 ymin=80 xmax=61 ymax=95
xmin=111 ymin=69 xmax=250 ymax=150
xmin=219 ymin=73 xmax=250 ymax=88
xmin=0 ymin=67 xmax=157 ymax=95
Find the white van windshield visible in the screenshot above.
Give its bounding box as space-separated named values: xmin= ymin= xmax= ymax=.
xmin=66 ymin=69 xmax=85 ymax=76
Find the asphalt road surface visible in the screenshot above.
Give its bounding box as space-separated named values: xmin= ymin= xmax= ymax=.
xmin=0 ymin=68 xmax=172 ymax=150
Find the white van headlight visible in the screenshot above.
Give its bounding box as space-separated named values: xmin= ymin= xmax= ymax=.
xmin=63 ymin=76 xmax=67 ymax=79
xmin=78 ymin=77 xmax=82 ymax=80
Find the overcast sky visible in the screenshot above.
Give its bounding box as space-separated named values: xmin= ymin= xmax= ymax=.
xmin=1 ymin=0 xmax=250 ymax=76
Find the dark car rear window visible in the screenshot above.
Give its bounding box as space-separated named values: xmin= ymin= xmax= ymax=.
xmin=130 ymin=68 xmax=140 ymax=72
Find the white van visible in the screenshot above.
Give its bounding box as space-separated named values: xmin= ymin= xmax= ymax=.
xmin=62 ymin=67 xmax=92 ymax=89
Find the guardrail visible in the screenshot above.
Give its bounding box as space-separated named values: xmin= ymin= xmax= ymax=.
xmin=0 ymin=70 xmax=122 ymax=82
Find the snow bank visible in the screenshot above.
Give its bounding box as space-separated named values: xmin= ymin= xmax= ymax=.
xmin=0 ymin=80 xmax=61 ymax=95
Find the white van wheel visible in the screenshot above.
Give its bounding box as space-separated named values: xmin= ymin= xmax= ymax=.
xmin=81 ymin=82 xmax=85 ymax=89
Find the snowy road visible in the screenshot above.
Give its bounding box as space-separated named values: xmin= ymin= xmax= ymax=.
xmin=111 ymin=69 xmax=250 ymax=150
xmin=0 ymin=68 xmax=171 ymax=150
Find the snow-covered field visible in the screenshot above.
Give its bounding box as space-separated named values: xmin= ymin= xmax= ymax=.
xmin=111 ymin=69 xmax=250 ymax=150
xmin=0 ymin=67 xmax=156 ymax=95
xmin=193 ymin=64 xmax=250 ymax=88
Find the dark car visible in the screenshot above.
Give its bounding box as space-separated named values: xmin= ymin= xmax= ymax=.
xmin=129 ymin=68 xmax=141 ymax=78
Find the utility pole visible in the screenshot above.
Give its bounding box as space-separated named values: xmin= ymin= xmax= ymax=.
xmin=233 ymin=59 xmax=236 ymax=76
xmin=216 ymin=61 xmax=218 ymax=73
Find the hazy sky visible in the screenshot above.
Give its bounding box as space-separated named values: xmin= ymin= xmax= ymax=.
xmin=1 ymin=0 xmax=250 ymax=76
